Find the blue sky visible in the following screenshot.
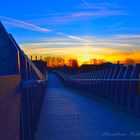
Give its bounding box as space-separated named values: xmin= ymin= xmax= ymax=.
xmin=0 ymin=0 xmax=140 ymax=63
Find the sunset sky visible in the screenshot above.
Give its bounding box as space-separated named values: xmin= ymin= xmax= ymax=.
xmin=0 ymin=0 xmax=140 ymax=65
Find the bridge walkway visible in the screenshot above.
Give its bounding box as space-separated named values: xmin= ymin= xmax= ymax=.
xmin=36 ymin=74 xmax=140 ymax=140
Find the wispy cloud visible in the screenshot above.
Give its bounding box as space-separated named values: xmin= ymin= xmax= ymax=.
xmin=20 ymin=34 xmax=140 ymax=51
xmin=80 ymin=0 xmax=91 ymax=8
xmin=28 ymin=9 xmax=127 ymax=26
xmin=75 ymin=1 xmax=127 ymax=17
xmin=71 ymin=10 xmax=126 ymax=18
xmin=0 ymin=16 xmax=51 ymax=32
xmin=79 ymin=2 xmax=121 ymax=10
xmin=56 ymin=32 xmax=90 ymax=42
xmin=0 ymin=16 xmax=88 ymax=42
xmin=114 ymin=34 xmax=140 ymax=39
xmin=19 ymin=33 xmax=140 ymax=62
xmin=20 ymin=41 xmax=134 ymax=50
xmin=22 ymin=45 xmax=140 ymax=64
xmin=23 ymin=2 xmax=127 ymax=26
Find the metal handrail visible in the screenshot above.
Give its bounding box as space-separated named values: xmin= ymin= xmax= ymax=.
xmin=55 ymin=69 xmax=140 ymax=115
xmin=55 ymin=71 xmax=140 ymax=82
xmin=65 ymin=79 xmax=140 ymax=82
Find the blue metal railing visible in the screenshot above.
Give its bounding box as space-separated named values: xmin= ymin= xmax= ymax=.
xmin=55 ymin=64 xmax=140 ymax=114
xmin=0 ymin=22 xmax=47 ymax=140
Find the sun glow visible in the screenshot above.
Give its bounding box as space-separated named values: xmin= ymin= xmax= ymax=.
xmin=23 ymin=43 xmax=140 ymax=67
xmin=77 ymin=54 xmax=93 ymax=65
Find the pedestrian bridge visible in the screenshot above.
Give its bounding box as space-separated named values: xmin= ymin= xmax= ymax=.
xmin=0 ymin=22 xmax=140 ymax=140
xmin=36 ymin=74 xmax=140 ymax=140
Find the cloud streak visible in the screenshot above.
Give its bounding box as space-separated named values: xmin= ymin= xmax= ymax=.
xmin=24 ymin=2 xmax=127 ymax=26
xmin=79 ymin=2 xmax=121 ymax=10
xmin=0 ymin=16 xmax=51 ymax=32
xmin=80 ymin=0 xmax=91 ymax=8
xmin=20 ymin=33 xmax=140 ymax=63
xmin=20 ymin=34 xmax=140 ymax=51
xmin=0 ymin=16 xmax=88 ymax=42
xmin=72 ymin=10 xmax=126 ymax=18
xmin=28 ymin=9 xmax=127 ymax=26
xmin=56 ymin=32 xmax=90 ymax=42
xmin=22 ymin=45 xmax=140 ymax=64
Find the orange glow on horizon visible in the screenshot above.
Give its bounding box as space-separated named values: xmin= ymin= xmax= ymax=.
xmin=24 ymin=46 xmax=140 ymax=67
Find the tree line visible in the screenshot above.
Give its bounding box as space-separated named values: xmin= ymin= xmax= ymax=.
xmin=43 ymin=56 xmax=136 ymax=68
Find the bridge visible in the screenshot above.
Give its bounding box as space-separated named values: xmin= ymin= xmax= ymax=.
xmin=0 ymin=22 xmax=140 ymax=140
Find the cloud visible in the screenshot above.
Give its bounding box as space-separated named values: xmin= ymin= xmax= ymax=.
xmin=0 ymin=16 xmax=51 ymax=32
xmin=20 ymin=33 xmax=140 ymax=63
xmin=22 ymin=45 xmax=140 ymax=64
xmin=26 ymin=2 xmax=127 ymax=26
xmin=114 ymin=34 xmax=140 ymax=39
xmin=79 ymin=2 xmax=121 ymax=10
xmin=71 ymin=10 xmax=126 ymax=18
xmin=66 ymin=35 xmax=86 ymax=41
xmin=20 ymin=41 xmax=134 ymax=51
xmin=56 ymin=32 xmax=90 ymax=42
xmin=20 ymin=33 xmax=140 ymax=51
xmin=0 ymin=16 xmax=88 ymax=42
xmin=80 ymin=0 xmax=91 ymax=8
xmin=28 ymin=9 xmax=127 ymax=26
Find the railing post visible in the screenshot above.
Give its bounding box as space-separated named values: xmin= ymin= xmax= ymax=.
xmin=128 ymin=64 xmax=140 ymax=111
xmin=121 ymin=65 xmax=133 ymax=107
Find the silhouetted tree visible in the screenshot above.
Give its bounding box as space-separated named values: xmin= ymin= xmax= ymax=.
xmin=98 ymin=59 xmax=106 ymax=64
xmin=68 ymin=58 xmax=79 ymax=67
xmin=125 ymin=58 xmax=135 ymax=65
xmin=43 ymin=56 xmax=65 ymax=67
xmin=89 ymin=58 xmax=106 ymax=65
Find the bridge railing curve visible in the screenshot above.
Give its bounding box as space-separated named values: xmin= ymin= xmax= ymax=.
xmin=0 ymin=22 xmax=47 ymax=140
xmin=55 ymin=64 xmax=140 ymax=115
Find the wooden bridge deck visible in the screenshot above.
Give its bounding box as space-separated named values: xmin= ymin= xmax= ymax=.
xmin=36 ymin=74 xmax=140 ymax=140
